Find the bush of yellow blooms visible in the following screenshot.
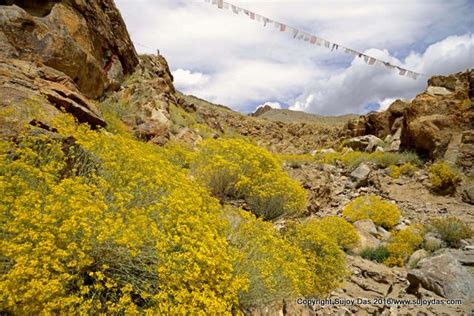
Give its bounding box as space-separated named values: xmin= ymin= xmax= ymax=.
xmin=429 ymin=162 xmax=461 ymax=193
xmin=318 ymin=217 xmax=360 ymax=251
xmin=0 ymin=116 xmax=243 ymax=314
xmin=285 ymin=220 xmax=347 ymax=295
xmin=342 ymin=195 xmax=401 ymax=229
xmin=192 ymin=138 xmax=307 ymax=220
xmin=0 ymin=114 xmax=347 ymax=314
xmin=384 ymin=225 xmax=424 ymax=267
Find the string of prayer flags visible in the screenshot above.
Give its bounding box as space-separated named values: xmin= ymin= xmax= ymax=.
xmin=204 ymin=0 xmax=424 ymax=80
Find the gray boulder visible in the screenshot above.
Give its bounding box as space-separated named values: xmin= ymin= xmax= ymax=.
xmin=350 ymin=163 xmax=371 ymax=188
xmin=345 ymin=135 xmax=384 ymax=152
xmin=407 ymin=253 xmax=474 ymax=300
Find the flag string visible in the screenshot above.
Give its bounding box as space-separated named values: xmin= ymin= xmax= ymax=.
xmin=204 ymin=0 xmax=426 ymax=80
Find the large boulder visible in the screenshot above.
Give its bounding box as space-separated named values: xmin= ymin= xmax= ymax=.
xmin=349 ymin=163 xmax=371 ymax=188
xmin=407 ymin=253 xmax=474 ymax=300
xmin=344 ymin=135 xmax=383 ymax=152
xmin=0 ymin=0 xmax=139 ymax=98
xmin=352 ymin=219 xmax=380 ymax=254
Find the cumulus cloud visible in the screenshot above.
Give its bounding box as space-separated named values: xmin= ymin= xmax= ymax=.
xmin=291 ymin=34 xmax=474 ymax=115
xmin=172 ymin=69 xmax=209 ymax=88
xmin=256 ymin=101 xmax=282 ymax=110
xmin=116 ymin=0 xmax=473 ymax=113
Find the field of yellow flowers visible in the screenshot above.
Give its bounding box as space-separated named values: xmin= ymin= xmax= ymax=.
xmin=0 ymin=113 xmax=350 ymax=314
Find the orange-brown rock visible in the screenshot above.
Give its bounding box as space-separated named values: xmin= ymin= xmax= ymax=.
xmin=0 ymin=0 xmax=138 ymax=98
xmin=343 ymin=70 xmax=473 ymax=166
xmin=0 ymin=57 xmax=105 ymax=138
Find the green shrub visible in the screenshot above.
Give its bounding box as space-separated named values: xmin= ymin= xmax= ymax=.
xmin=429 ymin=162 xmax=461 ymax=193
xmin=192 ymin=139 xmax=307 ymax=220
xmin=342 ymin=195 xmax=401 ymax=229
xmin=360 ymin=246 xmax=390 ymax=263
xmin=430 ymin=217 xmax=472 ymax=248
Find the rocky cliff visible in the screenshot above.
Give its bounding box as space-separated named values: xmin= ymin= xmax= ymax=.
xmin=343 ymin=70 xmax=473 ymax=174
xmin=0 ymin=0 xmax=138 ymax=137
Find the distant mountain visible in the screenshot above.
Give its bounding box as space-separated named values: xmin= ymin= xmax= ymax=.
xmin=251 ymin=105 xmax=358 ymax=127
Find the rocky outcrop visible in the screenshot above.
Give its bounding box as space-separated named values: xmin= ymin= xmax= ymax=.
xmin=407 ymin=253 xmax=474 ymax=300
xmin=0 ymin=0 xmax=138 ymax=98
xmin=343 ymin=71 xmax=473 ymax=168
xmin=251 ymin=104 xmax=273 ymax=117
xmin=0 ymin=57 xmax=105 ymax=138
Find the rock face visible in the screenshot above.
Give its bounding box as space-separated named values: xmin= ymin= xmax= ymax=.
xmin=343 ymin=70 xmax=473 ymax=170
xmin=0 ymin=57 xmax=106 ymax=138
xmin=0 ymin=0 xmax=139 ymax=98
xmin=407 ymin=253 xmax=474 ymax=300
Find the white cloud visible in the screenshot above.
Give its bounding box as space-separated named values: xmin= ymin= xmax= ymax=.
xmin=291 ymin=34 xmax=474 ymax=115
xmin=256 ymin=101 xmax=282 ymax=110
xmin=172 ymin=69 xmax=209 ymax=88
xmin=378 ymin=98 xmax=398 ymax=112
xmin=115 ymin=0 xmax=473 ymax=113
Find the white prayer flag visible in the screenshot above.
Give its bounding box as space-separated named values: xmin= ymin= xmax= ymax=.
xmin=217 ymin=0 xmax=223 ymax=9
xmin=224 ymin=2 xmax=229 ymax=9
xmin=324 ymin=40 xmax=330 ymax=48
xmin=212 ymin=0 xmax=217 ymax=5
xmin=399 ymin=68 xmax=407 ymax=76
xmin=293 ymin=29 xmax=299 ymax=38
xmin=368 ymin=58 xmax=376 ymax=65
xmin=231 ymin=4 xmax=238 ymax=14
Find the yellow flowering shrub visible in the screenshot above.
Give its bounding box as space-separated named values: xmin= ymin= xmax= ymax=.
xmin=384 ymin=225 xmax=424 ymax=267
xmin=192 ymin=139 xmax=307 ymax=220
xmin=318 ymin=217 xmax=360 ymax=251
xmin=226 ymin=209 xmax=311 ymax=308
xmin=285 ymin=220 xmax=347 ymax=295
xmin=388 ymin=163 xmax=416 ymax=178
xmin=429 ymin=162 xmax=461 ymax=193
xmin=342 ymin=195 xmax=401 ymax=229
xmin=0 ymin=115 xmax=243 ymax=314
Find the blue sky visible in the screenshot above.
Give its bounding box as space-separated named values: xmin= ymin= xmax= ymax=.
xmin=116 ymin=0 xmax=474 ymax=115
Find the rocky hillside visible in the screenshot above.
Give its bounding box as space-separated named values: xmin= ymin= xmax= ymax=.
xmin=343 ymin=71 xmax=473 ymax=173
xmin=251 ymin=104 xmax=357 ymax=126
xmin=0 ymin=0 xmax=473 ymax=315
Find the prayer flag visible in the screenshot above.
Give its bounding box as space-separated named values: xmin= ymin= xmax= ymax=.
xmin=399 ymin=68 xmax=407 ymax=76
xmin=368 ymin=58 xmax=376 ymax=65
xmin=250 ymin=12 xmax=255 ymax=19
xmin=324 ymin=41 xmax=330 ymax=48
xmin=224 ymin=2 xmax=229 ymax=9
xmin=231 ymin=5 xmax=238 ymax=14
xmin=217 ymin=0 xmax=223 ymax=9
xmin=293 ymin=29 xmax=299 ymax=38
xmin=280 ymin=24 xmax=286 ymax=32
xmin=310 ymin=36 xmax=317 ymax=44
